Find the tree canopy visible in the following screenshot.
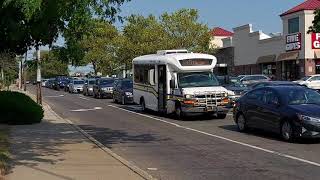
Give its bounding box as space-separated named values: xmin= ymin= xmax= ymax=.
xmin=309 ymin=9 xmax=320 ymax=33
xmin=0 ymin=0 xmax=129 ymax=54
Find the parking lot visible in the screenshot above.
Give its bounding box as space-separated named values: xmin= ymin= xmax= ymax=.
xmin=28 ymin=85 xmax=320 ymax=180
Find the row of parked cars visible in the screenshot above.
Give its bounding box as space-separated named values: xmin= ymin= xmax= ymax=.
xmin=41 ymin=76 xmax=133 ymax=105
xmin=216 ymin=74 xmax=320 ymax=142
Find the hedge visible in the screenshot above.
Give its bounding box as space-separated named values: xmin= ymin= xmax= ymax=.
xmin=0 ymin=91 xmax=43 ymax=125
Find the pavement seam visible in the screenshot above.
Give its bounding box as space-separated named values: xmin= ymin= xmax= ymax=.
xmin=42 ymin=101 xmax=157 ymax=180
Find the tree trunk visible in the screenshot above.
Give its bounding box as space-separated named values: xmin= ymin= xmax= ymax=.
xmin=92 ymin=62 xmax=97 ymax=76
xmin=36 ymin=46 xmax=42 ymax=105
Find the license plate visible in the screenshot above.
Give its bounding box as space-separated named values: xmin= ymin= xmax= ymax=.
xmin=207 ymin=106 xmax=214 ymax=112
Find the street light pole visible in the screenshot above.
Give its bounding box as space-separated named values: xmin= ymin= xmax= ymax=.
xmin=36 ymin=46 xmax=42 ymax=105
xmin=23 ymin=54 xmax=27 ymax=91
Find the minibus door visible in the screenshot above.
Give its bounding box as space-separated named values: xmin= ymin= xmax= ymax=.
xmin=158 ymin=65 xmax=167 ymax=113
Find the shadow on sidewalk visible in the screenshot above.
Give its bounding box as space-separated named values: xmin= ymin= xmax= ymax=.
xmin=7 ymin=119 xmax=86 ymax=175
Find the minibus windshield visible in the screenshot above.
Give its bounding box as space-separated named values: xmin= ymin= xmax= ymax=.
xmin=178 ymin=72 xmax=219 ymax=88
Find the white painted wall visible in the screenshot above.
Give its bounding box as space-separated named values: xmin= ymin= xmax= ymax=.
xmin=210 ymin=36 xmax=229 ymax=48
xmin=232 ymin=24 xmax=284 ymax=66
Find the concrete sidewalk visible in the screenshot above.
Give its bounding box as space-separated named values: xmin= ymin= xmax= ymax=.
xmin=5 ymin=90 xmax=146 ymax=180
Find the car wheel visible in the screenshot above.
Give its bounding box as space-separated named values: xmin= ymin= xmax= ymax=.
xmin=113 ymin=94 xmax=118 ymax=103
xmin=281 ymin=121 xmax=294 ymax=142
xmin=140 ymin=99 xmax=146 ymax=112
xmin=236 ymin=114 xmax=247 ymax=132
xmin=121 ymin=95 xmax=126 ymax=105
xmin=217 ymin=114 xmax=227 ymax=119
xmin=175 ymin=105 xmax=185 ymax=120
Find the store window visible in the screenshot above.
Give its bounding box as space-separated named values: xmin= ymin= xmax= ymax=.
xmin=288 ymin=17 xmax=299 ymax=34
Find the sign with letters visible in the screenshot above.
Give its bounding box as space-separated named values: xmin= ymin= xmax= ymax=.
xmin=312 ymin=33 xmax=320 ymax=49
xmin=179 ymin=59 xmax=212 ymax=66
xmin=286 ymin=33 xmax=301 ymax=52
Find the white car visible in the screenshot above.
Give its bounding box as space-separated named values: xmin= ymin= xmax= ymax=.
xmin=238 ymin=75 xmax=270 ymax=85
xmin=294 ymin=75 xmax=320 ymax=90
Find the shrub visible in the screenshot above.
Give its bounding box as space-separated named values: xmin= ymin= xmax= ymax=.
xmin=0 ymin=91 xmax=44 ymax=125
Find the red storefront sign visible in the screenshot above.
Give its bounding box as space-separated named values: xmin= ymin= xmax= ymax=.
xmin=312 ymin=33 xmax=320 ymax=49
xmin=286 ymin=33 xmax=301 ymax=52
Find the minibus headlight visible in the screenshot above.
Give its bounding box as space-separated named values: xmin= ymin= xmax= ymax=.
xmin=185 ymin=94 xmax=194 ymax=99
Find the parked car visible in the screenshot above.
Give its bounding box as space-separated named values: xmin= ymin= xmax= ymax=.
xmin=41 ymin=79 xmax=49 ymax=87
xmin=52 ymin=76 xmax=69 ymax=91
xmin=238 ymin=75 xmax=270 ymax=85
xmin=64 ymin=78 xmax=73 ymax=92
xmin=93 ymin=78 xmax=115 ymax=99
xmin=233 ymin=86 xmax=320 ymax=142
xmin=250 ymin=81 xmax=301 ymax=90
xmin=112 ymin=79 xmax=133 ymax=104
xmin=223 ymin=79 xmax=249 ymax=98
xmin=68 ymin=80 xmax=85 ymax=93
xmin=46 ymin=78 xmax=55 ymax=88
xmin=294 ymin=75 xmax=320 ymax=90
xmin=83 ymin=78 xmax=96 ymax=96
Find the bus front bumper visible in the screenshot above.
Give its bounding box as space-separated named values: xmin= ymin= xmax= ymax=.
xmin=181 ymin=105 xmax=229 ymax=114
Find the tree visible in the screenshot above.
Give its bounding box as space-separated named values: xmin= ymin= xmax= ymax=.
xmin=309 ymin=9 xmax=320 ymax=33
xmin=115 ymin=9 xmax=215 ymax=68
xmin=160 ymin=9 xmax=213 ymax=53
xmin=0 ymin=52 xmax=18 ymax=89
xmin=79 ymin=20 xmax=118 ymax=75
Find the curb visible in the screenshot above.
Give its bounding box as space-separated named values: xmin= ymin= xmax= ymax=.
xmin=42 ymin=99 xmax=157 ymax=180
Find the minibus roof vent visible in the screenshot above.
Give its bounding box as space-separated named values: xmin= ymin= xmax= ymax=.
xmin=157 ymin=49 xmax=189 ymax=55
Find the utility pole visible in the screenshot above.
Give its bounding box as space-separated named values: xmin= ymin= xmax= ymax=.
xmin=23 ymin=53 xmax=27 ymax=91
xmin=19 ymin=56 xmax=22 ymax=89
xmin=36 ymin=46 xmax=42 ymax=105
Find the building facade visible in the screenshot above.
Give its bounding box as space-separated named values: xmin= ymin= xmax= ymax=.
xmin=212 ymin=0 xmax=320 ymax=80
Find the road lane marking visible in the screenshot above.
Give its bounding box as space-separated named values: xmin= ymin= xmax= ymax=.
xmin=45 ymin=95 xmax=65 ymax=98
xmin=70 ymin=107 xmax=102 ymax=112
xmin=78 ymin=96 xmax=90 ymax=101
xmin=108 ymin=105 xmax=320 ymax=168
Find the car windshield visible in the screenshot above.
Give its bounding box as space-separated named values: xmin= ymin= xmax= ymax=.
xmin=300 ymin=76 xmax=311 ymax=81
xmin=74 ymin=80 xmax=84 ymax=85
xmin=101 ymin=79 xmax=114 ymax=85
xmin=89 ymin=80 xmax=96 ymax=85
xmin=122 ymin=81 xmax=133 ymax=89
xmin=178 ymin=72 xmax=219 ymax=88
xmin=287 ymin=89 xmax=320 ymax=105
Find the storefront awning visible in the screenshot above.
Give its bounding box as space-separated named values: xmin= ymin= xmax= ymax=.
xmin=314 ymin=51 xmax=320 ymax=59
xmin=256 ymin=55 xmax=276 ymax=64
xmin=277 ymin=52 xmax=299 ymax=61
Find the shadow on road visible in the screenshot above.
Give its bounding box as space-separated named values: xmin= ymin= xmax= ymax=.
xmin=114 ymin=103 xmax=225 ymax=122
xmin=78 ymin=124 xmax=170 ymax=149
xmin=219 ymin=125 xmax=320 ymax=144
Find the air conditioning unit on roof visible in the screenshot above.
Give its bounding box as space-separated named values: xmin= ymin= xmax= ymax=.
xmin=157 ymin=49 xmax=189 ymax=55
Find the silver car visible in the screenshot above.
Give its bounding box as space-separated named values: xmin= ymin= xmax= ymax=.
xmin=83 ymin=79 xmax=96 ymax=96
xmin=69 ymin=80 xmax=85 ymax=93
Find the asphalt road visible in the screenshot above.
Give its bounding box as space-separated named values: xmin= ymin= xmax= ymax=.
xmin=28 ymin=85 xmax=320 ymax=180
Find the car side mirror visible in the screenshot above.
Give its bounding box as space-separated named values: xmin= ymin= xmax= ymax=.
xmin=170 ymin=79 xmax=175 ymax=89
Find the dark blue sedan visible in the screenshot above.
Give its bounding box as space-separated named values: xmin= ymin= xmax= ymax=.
xmin=233 ymin=86 xmax=320 ymax=142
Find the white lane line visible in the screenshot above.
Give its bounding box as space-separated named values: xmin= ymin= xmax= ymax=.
xmin=45 ymin=95 xmax=65 ymax=98
xmin=108 ymin=105 xmax=320 ymax=167
xmin=70 ymin=107 xmax=102 ymax=112
xmin=78 ymin=96 xmax=90 ymax=101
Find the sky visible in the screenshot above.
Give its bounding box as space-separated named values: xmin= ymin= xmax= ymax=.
xmin=116 ymin=0 xmax=305 ymax=33
xmin=41 ymin=0 xmax=307 ymax=74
